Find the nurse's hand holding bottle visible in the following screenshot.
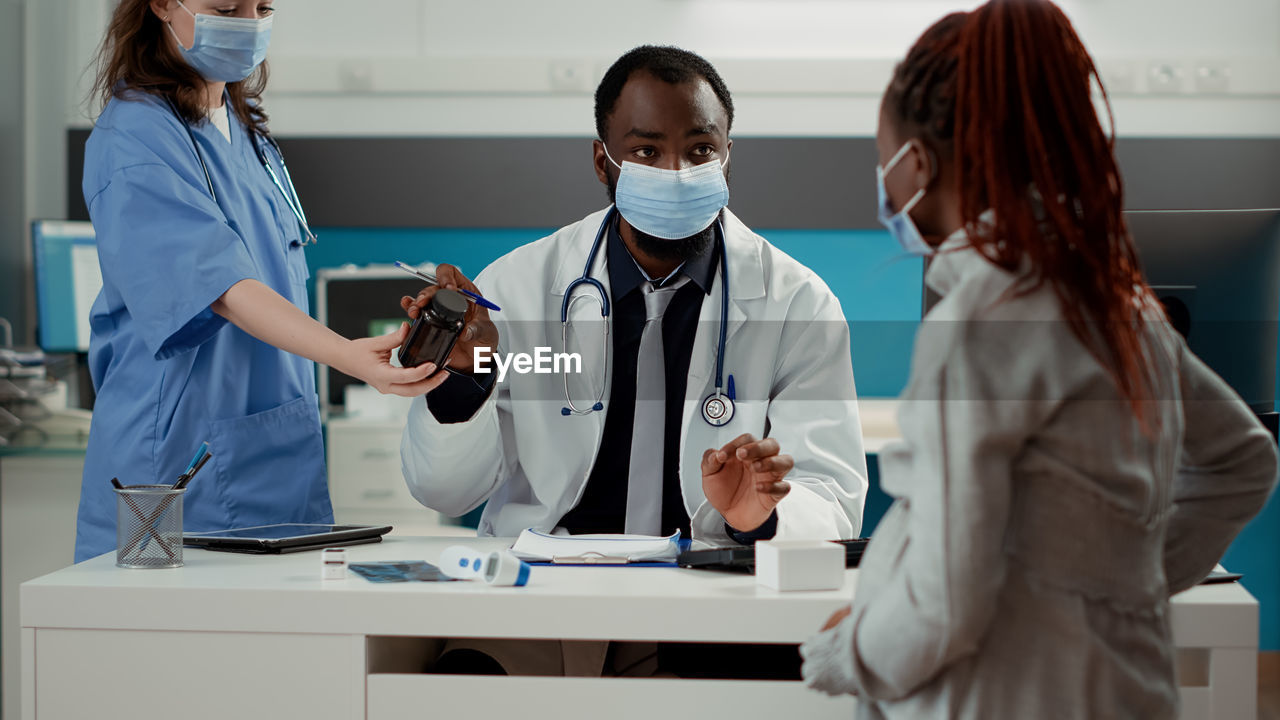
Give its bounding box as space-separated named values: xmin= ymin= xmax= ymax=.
xmin=399 ymin=264 xmax=500 ymax=374
xmin=210 ymin=278 xmax=444 ymax=397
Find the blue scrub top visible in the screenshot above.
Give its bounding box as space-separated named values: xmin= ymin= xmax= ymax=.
xmin=75 ymin=91 xmax=332 ymax=562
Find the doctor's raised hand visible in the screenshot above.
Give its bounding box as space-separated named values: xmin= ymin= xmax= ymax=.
xmin=701 ymin=434 xmax=794 ymax=532
xmin=399 ymin=264 xmax=499 ymax=374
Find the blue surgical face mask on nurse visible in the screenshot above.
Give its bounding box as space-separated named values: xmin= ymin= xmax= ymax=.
xmin=877 ymin=141 xmax=935 ymax=257
xmin=166 ymin=0 xmax=273 ymax=83
xmin=603 ymin=144 xmax=730 ymax=242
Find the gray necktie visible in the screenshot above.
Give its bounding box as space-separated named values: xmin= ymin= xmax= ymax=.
xmin=625 ymin=277 xmax=688 ymax=535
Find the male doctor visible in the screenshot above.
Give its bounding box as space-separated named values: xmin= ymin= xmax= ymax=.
xmin=401 ymin=45 xmax=867 ymax=551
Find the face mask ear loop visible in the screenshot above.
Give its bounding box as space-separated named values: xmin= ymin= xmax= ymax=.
xmin=165 ymin=17 xmax=190 ymax=51
xmin=900 ymin=187 xmax=927 ymax=216
xmin=882 ymin=140 xmax=936 ymax=216
xmin=881 ymin=140 xmax=915 ymax=176
xmin=604 ymin=142 xmax=730 ymax=173
xmin=601 ymin=142 xmax=623 ymax=172
xmin=882 ymin=139 xmax=938 ymax=181
xmin=166 ymin=0 xmax=198 ymax=51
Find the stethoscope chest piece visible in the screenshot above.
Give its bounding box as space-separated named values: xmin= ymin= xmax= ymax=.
xmin=701 ymin=392 xmax=735 ymax=427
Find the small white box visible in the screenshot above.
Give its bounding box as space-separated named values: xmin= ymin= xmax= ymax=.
xmin=755 ymin=540 xmax=844 ymax=591
xmin=321 ymin=547 xmax=347 ymax=580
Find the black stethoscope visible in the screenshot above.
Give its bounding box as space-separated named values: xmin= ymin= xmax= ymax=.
xmin=559 ymin=206 xmax=736 ymax=427
xmin=165 ymin=97 xmax=317 ymax=245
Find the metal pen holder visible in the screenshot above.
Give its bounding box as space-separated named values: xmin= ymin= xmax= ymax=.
xmin=115 ymin=485 xmax=186 ymax=569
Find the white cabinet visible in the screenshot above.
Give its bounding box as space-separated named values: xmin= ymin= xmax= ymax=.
xmin=365 ymin=675 xmax=856 ymax=720
xmin=31 ymin=629 xmax=364 ymax=720
xmin=325 ymin=417 xmax=463 ymax=537
xmin=326 ymin=419 xmax=412 ymax=510
xmin=1 ymin=453 xmax=82 ymax=720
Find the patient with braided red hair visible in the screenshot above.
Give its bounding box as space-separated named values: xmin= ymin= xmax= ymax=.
xmin=798 ymin=1 xmax=1277 ymax=717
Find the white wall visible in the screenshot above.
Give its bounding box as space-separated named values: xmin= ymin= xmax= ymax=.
xmin=47 ymin=0 xmax=1280 ymax=138
xmin=16 ymin=0 xmax=1280 ymax=340
xmin=257 ymin=0 xmax=1280 ymax=138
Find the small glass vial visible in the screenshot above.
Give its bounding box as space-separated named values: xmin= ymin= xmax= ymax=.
xmin=321 ymin=547 xmax=347 ymax=580
xmin=397 ymin=288 xmax=468 ymax=372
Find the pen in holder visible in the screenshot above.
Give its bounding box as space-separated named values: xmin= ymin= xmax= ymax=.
xmin=114 ymin=484 xmax=186 ymax=568
xmin=110 ymin=444 xmax=209 ymax=568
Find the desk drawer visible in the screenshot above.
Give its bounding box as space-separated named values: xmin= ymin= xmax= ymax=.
xmin=327 ymin=424 xmax=419 ymax=511
xmin=34 ymin=629 xmax=362 ymax=719
xmin=367 ymin=674 xmax=857 ymax=719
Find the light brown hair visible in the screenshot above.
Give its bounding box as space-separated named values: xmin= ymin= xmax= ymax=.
xmin=92 ymin=0 xmax=269 ymax=136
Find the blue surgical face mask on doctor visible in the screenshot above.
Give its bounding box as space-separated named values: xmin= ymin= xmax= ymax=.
xmin=603 ymin=145 xmax=730 ymax=240
xmin=877 ymin=141 xmax=934 ymax=257
xmin=167 ymin=1 xmax=273 ymax=83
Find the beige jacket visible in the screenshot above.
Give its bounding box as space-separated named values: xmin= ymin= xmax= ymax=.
xmin=803 ymin=234 xmax=1278 ymax=719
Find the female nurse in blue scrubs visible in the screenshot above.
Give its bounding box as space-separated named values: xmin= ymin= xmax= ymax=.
xmin=75 ymin=0 xmax=440 ymax=561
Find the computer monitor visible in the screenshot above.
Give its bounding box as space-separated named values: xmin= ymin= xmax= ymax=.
xmin=921 ymin=209 xmax=1280 ymax=413
xmin=1129 ymin=209 xmax=1280 ymax=413
xmin=31 ymin=220 xmax=101 ymax=353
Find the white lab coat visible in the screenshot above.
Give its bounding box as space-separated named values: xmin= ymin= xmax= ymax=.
xmin=401 ymin=207 xmax=868 ymax=543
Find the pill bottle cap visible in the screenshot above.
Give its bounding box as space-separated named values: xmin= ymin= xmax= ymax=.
xmin=429 ymin=289 xmax=469 ymax=324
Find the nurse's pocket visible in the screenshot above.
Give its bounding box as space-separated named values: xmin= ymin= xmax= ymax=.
xmin=206 ymin=395 xmax=330 ymax=526
xmin=287 ymin=241 xmax=310 ymax=285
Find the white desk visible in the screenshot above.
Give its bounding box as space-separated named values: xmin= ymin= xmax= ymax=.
xmin=21 ymin=537 xmax=1256 ymax=720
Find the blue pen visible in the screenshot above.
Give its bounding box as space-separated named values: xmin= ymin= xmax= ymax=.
xmin=136 ymin=443 xmax=207 ymax=555
xmin=394 ymin=261 xmax=502 ymax=312
xmin=184 ymin=441 xmax=208 ymax=474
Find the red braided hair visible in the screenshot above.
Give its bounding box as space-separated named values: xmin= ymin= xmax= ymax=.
xmin=887 ymin=0 xmax=1157 ymax=425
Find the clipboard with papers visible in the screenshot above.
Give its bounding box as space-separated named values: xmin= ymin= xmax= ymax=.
xmin=509 ymin=528 xmax=688 ymax=565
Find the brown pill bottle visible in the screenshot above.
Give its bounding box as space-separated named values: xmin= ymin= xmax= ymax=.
xmin=397 ymin=288 xmax=468 ymax=373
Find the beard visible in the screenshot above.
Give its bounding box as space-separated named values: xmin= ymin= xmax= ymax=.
xmin=607 ymin=175 xmax=721 ymax=263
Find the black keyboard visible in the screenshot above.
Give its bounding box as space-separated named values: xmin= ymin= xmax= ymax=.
xmin=677 ymin=538 xmax=870 ymax=572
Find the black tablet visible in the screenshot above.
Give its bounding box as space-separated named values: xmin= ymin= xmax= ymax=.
xmin=183 ymin=523 xmax=392 ymax=554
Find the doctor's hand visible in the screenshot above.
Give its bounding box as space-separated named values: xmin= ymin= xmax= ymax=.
xmin=701 ymin=434 xmax=793 ymax=533
xmin=341 ymin=322 xmax=451 ymax=397
xmin=400 ymin=264 xmax=499 ymax=373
